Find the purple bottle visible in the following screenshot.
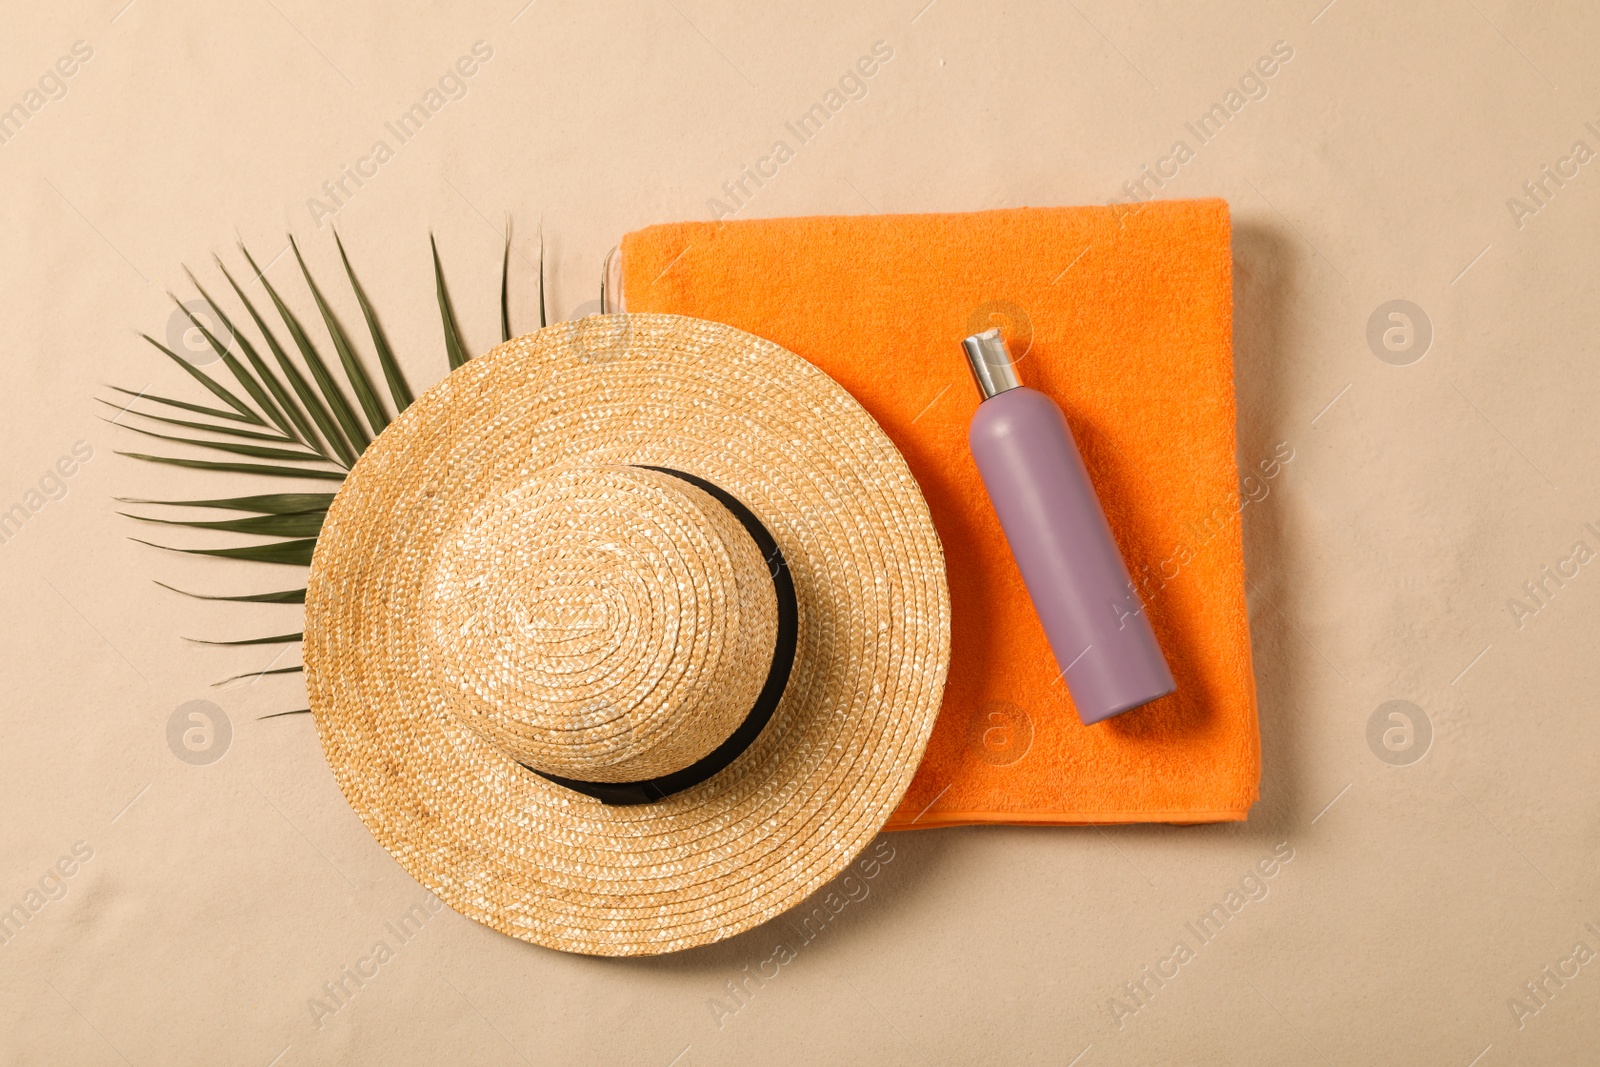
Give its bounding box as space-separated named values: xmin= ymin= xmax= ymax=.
xmin=963 ymin=328 xmax=1174 ymax=724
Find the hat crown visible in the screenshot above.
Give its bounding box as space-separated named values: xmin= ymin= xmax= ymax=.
xmin=425 ymin=464 xmax=778 ymax=782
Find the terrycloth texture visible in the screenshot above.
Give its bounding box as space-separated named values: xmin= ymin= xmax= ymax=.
xmin=620 ymin=200 xmax=1258 ymax=829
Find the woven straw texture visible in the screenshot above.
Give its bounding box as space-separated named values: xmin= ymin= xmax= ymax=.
xmin=304 ymin=314 xmax=950 ymax=956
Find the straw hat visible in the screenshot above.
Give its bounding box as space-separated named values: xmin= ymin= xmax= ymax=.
xmin=304 ymin=314 xmax=950 ymax=956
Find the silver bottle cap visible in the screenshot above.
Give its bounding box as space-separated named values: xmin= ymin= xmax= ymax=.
xmin=962 ymin=328 xmax=1022 ymax=400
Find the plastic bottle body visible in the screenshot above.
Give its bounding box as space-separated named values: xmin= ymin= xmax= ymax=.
xmin=968 ymin=386 xmax=1174 ymax=723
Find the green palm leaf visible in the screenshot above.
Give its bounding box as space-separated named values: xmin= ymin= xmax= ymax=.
xmin=216 ymin=256 xmax=352 ymax=465
xmin=142 ymin=335 xmax=265 ymax=425
xmin=290 ymin=235 xmax=389 ymax=436
xmin=98 ymin=399 xmax=299 ymax=443
xmin=187 ymin=632 xmax=305 ymax=646
xmin=118 ymin=452 xmax=346 ymax=480
xmin=123 ymin=510 xmax=325 ymax=537
xmin=238 ymin=242 xmax=370 ymax=456
xmin=334 ymin=231 xmax=413 ymax=411
xmin=116 ymin=224 xmax=523 ymax=704
xmin=500 ymin=222 xmax=512 ymax=343
xmin=432 ymin=234 xmax=469 ymax=370
xmin=117 ymin=492 xmax=336 ymax=514
xmin=107 ymin=385 xmax=257 ymax=424
xmin=216 ymin=665 xmax=304 ymax=685
xmin=109 ymin=422 xmax=333 ymax=463
xmin=185 ymin=267 xmax=321 ymax=452
xmin=155 ymin=581 xmax=307 ymax=604
xmin=169 ymin=292 xmax=298 ymax=441
xmin=132 ymin=536 xmax=318 ymax=565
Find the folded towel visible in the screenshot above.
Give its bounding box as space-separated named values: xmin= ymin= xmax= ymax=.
xmin=620 ymin=199 xmax=1258 ymax=829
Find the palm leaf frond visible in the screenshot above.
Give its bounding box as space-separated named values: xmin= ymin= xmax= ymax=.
xmin=108 ymin=422 xmax=333 ymax=463
xmin=185 ymin=268 xmax=318 ymax=450
xmin=216 ymin=255 xmax=350 ymax=464
xmin=117 ymin=492 xmax=337 ymax=514
xmin=131 ymin=535 xmax=318 ymax=565
xmin=123 ymin=510 xmax=325 ymax=538
xmin=141 ymin=335 xmax=264 ymax=425
xmin=290 ymin=235 xmax=389 ymax=436
xmin=187 ymin=632 xmax=305 ymax=646
xmin=239 ymin=242 xmax=370 ymax=456
xmin=155 ymin=581 xmax=307 ymax=604
xmin=169 ymin=292 xmax=298 ymax=441
xmin=118 ymin=452 xmax=345 ymax=480
xmin=116 ymin=224 xmax=522 ymax=706
xmin=100 ymin=399 xmax=299 ymax=443
xmin=334 ymin=231 xmax=413 ymax=412
xmin=216 ymin=665 xmax=304 ymax=685
xmin=432 ymin=234 xmax=469 ymax=370
xmin=500 ymin=222 xmax=512 ymax=343
xmin=107 ymin=385 xmax=256 ymax=424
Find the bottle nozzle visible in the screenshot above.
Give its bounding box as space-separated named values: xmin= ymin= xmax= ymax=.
xmin=962 ymin=328 xmax=1022 ymax=400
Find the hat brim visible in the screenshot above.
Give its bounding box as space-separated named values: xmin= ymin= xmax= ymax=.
xmin=304 ymin=314 xmax=950 ymax=955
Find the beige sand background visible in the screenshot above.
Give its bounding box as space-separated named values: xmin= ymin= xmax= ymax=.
xmin=2 ymin=0 xmax=1597 ymax=1063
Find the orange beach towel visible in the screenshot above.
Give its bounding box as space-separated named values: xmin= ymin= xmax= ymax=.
xmin=620 ymin=199 xmax=1258 ymax=829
